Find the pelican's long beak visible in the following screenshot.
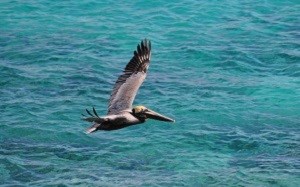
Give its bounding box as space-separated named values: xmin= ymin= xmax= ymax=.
xmin=144 ymin=109 xmax=175 ymax=122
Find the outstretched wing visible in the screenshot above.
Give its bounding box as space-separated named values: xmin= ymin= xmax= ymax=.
xmin=107 ymin=39 xmax=151 ymax=115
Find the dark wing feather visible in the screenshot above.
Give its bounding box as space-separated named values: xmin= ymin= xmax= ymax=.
xmin=107 ymin=39 xmax=151 ymax=115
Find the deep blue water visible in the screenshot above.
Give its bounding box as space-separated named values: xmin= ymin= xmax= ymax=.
xmin=1 ymin=0 xmax=299 ymax=186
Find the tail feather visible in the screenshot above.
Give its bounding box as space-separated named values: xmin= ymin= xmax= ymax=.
xmin=85 ymin=123 xmax=101 ymax=134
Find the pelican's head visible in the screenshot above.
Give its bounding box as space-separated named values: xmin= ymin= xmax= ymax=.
xmin=132 ymin=105 xmax=175 ymax=122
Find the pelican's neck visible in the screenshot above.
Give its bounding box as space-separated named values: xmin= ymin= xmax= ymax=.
xmin=131 ymin=112 xmax=146 ymax=123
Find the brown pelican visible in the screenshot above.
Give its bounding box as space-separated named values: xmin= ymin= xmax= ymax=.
xmin=82 ymin=39 xmax=174 ymax=133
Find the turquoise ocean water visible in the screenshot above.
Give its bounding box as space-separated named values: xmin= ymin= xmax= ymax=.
xmin=1 ymin=1 xmax=299 ymax=186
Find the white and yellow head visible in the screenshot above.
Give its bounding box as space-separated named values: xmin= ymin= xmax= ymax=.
xmin=132 ymin=105 xmax=147 ymax=114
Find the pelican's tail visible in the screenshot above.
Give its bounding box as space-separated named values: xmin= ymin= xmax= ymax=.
xmin=86 ymin=123 xmax=101 ymax=134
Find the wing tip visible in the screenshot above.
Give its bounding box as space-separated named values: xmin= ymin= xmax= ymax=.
xmin=140 ymin=38 xmax=151 ymax=52
xmin=136 ymin=38 xmax=151 ymax=61
xmin=125 ymin=39 xmax=152 ymax=72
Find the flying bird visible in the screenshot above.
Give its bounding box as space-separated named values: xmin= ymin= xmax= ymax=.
xmin=82 ymin=39 xmax=175 ymax=133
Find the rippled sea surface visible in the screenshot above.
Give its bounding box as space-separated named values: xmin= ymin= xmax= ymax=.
xmin=1 ymin=1 xmax=300 ymax=186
